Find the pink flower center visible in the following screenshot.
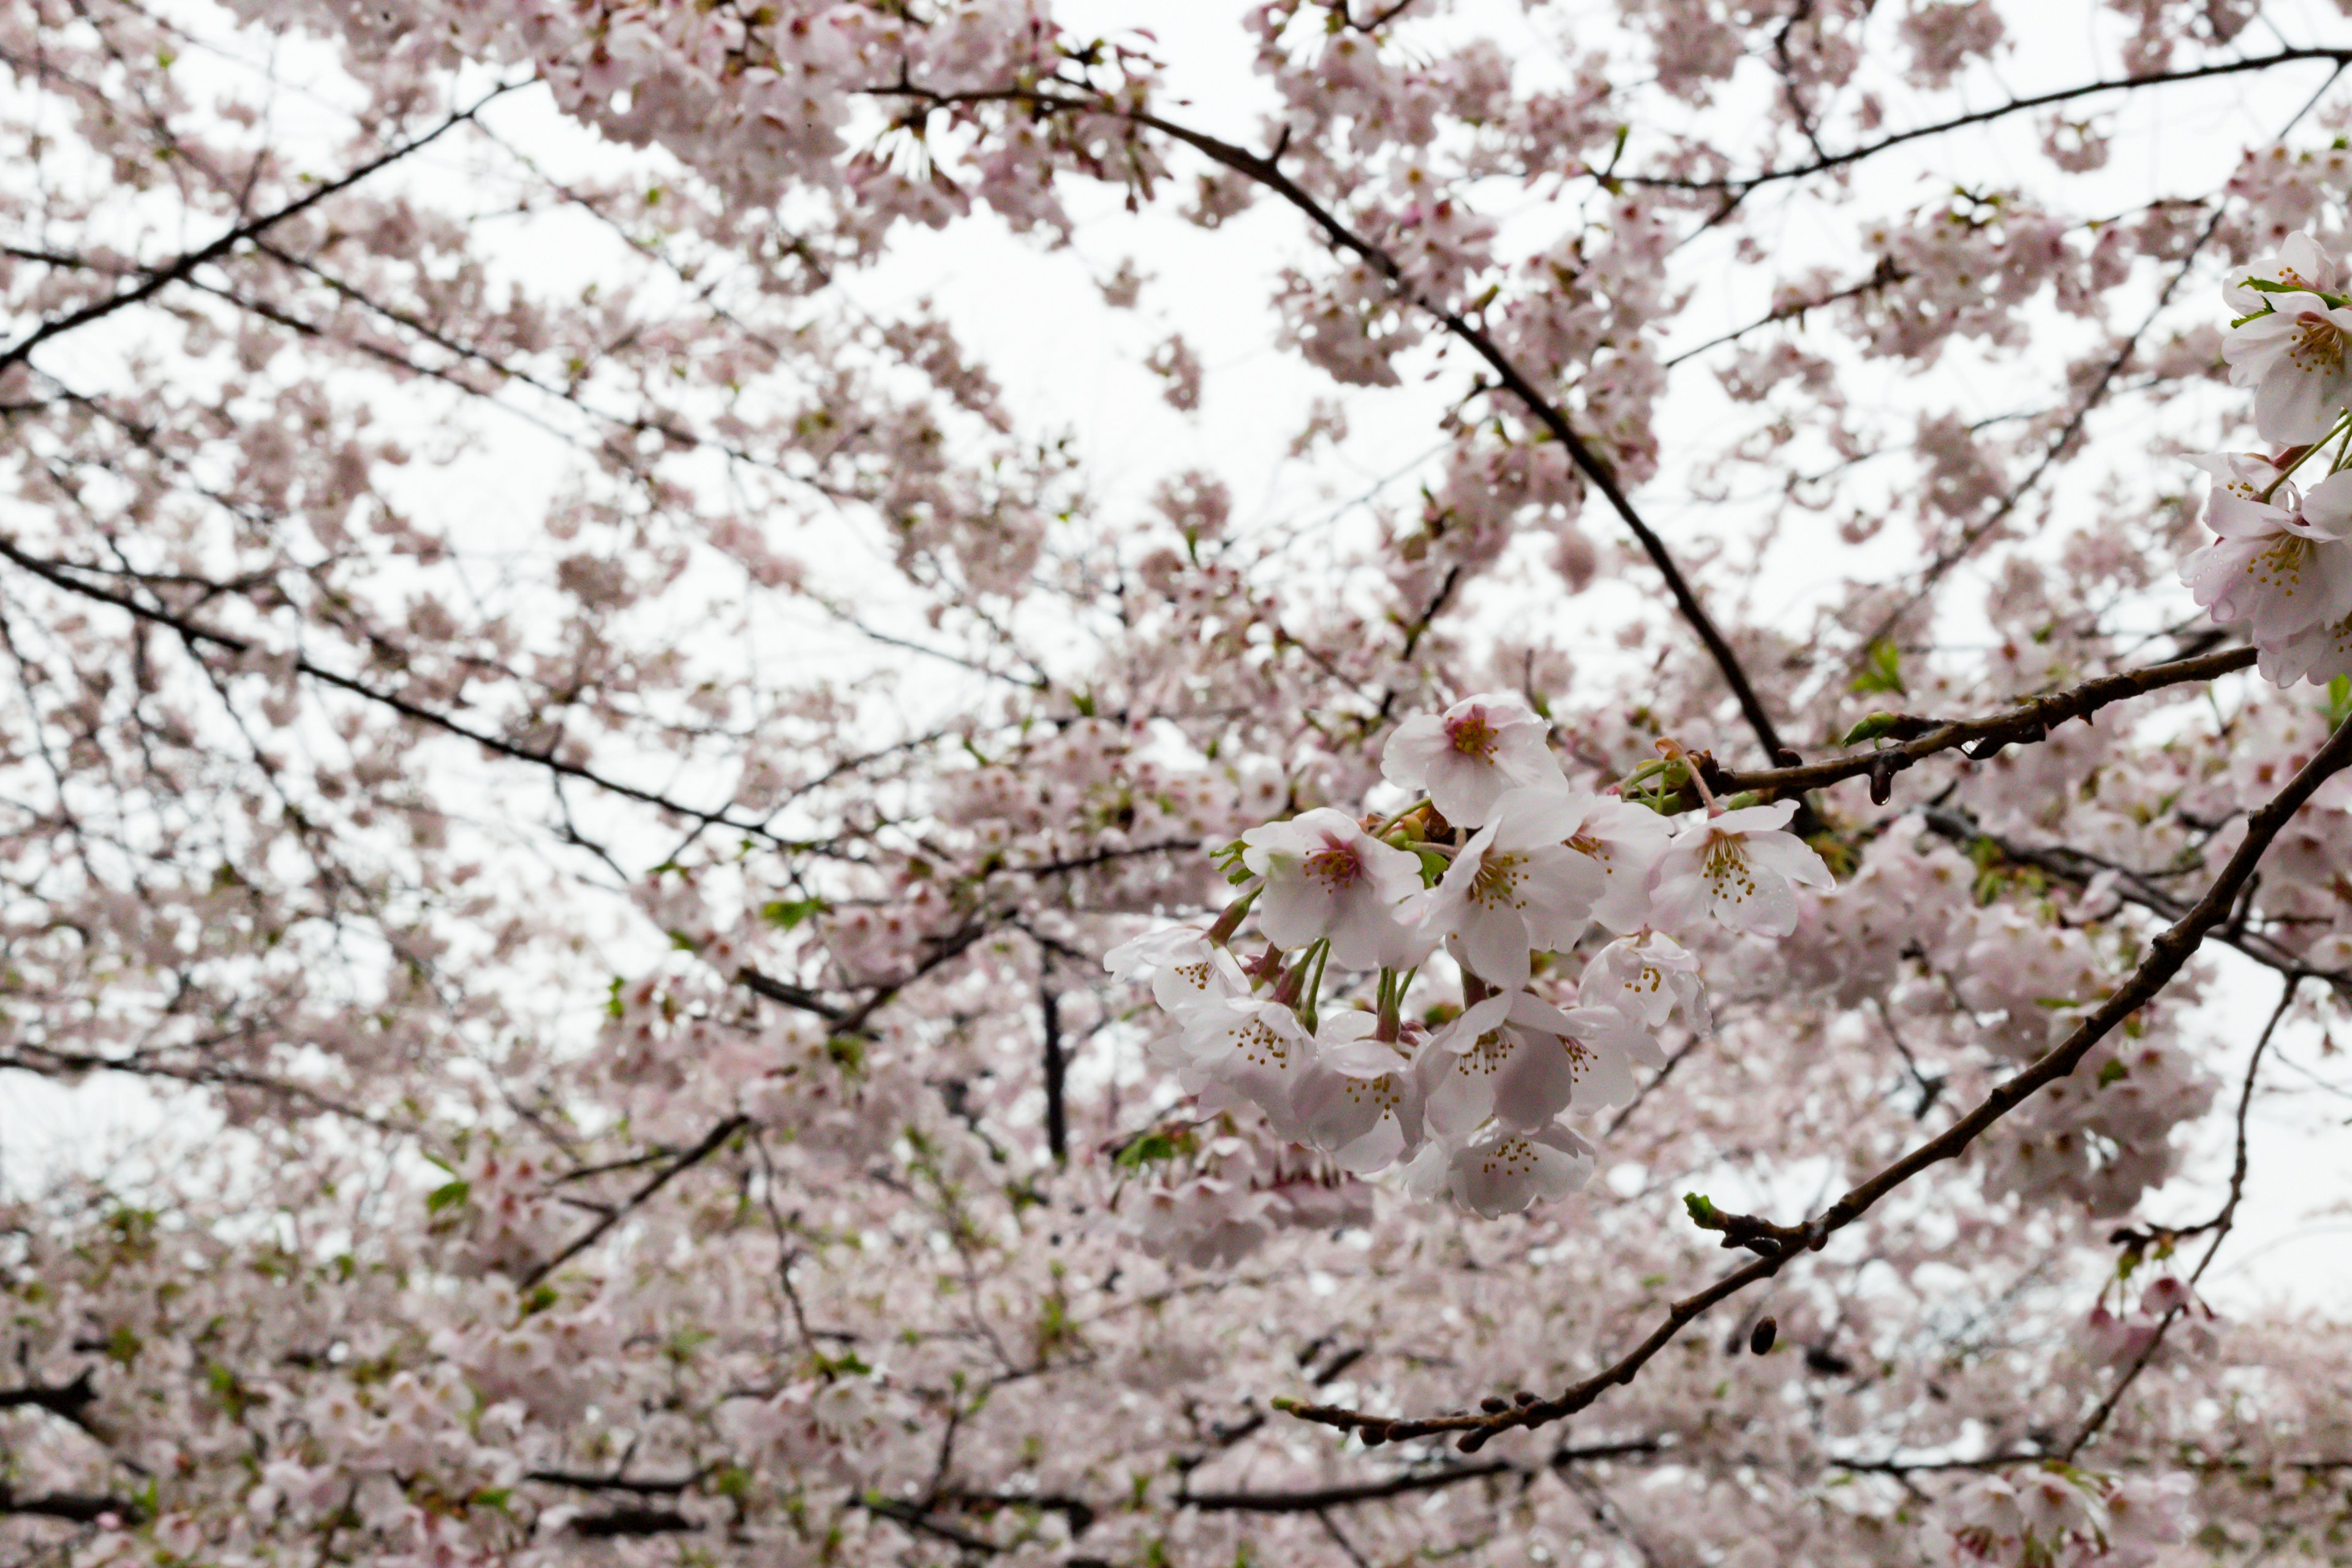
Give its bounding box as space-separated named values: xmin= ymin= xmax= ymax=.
xmin=1446 ymin=709 xmax=1500 ymax=761
xmin=1303 ymin=839 xmax=1366 ymax=889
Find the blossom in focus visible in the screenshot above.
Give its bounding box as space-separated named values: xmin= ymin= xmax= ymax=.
xmin=1405 ymin=1118 xmax=1596 ymax=1218
xmin=1240 ymin=807 xmax=1433 ymax=970
xmin=1379 ymin=690 xmax=1562 ymax=827
xmin=2222 ymin=231 xmax=2339 ymax=315
xmin=1292 ymin=1012 xmax=1425 ymax=1174
xmin=2222 ymin=233 xmax=2352 ymax=442
xmin=1649 ymin=800 xmax=1834 ymax=938
xmin=2182 ymin=456 xmax=2352 ymax=646
xmin=1172 ymin=997 xmax=1321 ymax=1139
xmin=1104 ymin=926 xmax=1250 ymax=1020
xmin=1583 ymin=929 xmax=1712 ymax=1035
xmin=1422 ymin=989 xmax=1653 ymax=1136
xmin=1422 ymin=786 xmax=1606 ymax=990
xmin=1559 ymin=793 xmax=1674 ymax=933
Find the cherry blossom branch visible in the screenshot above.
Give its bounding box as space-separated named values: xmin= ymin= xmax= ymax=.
xmin=1177 ymin=1437 xmax=1662 ymax=1512
xmin=1279 ymin=712 xmax=2352 ymax=1450
xmin=1850 ymin=60 xmax=2343 ymax=662
xmin=1662 ymin=260 xmax=1905 ymax=369
xmin=2057 ymin=975 xmax=2299 ymax=1461
xmin=516 ymin=1115 xmax=750 ymax=1289
xmin=0 ymin=1490 xmax=135 ymax=1525
xmin=1849 ymin=197 xmax=2236 ymax=661
xmin=1697 ymin=644 xmax=2257 ymax=804
xmin=1917 ymin=808 xmax=2352 ymax=993
xmin=0 ymin=81 xmax=522 ymax=375
xmin=1621 ymin=48 xmax=2352 ymax=197
xmin=875 ymin=81 xmax=1792 ymax=764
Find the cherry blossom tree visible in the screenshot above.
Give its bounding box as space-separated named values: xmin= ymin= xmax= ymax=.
xmin=5 ymin=2 xmax=2352 ymax=1566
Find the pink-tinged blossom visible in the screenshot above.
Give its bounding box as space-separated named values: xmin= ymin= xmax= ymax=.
xmin=2222 ymin=239 xmax=2352 ymax=443
xmin=1422 ymin=990 xmax=1655 ymax=1136
xmin=1561 ymin=793 xmax=1675 ymax=933
xmin=1405 ymin=1118 xmax=1597 ymax=1218
xmin=1172 ymin=997 xmax=1320 ymax=1139
xmin=2222 ymin=230 xmax=2339 ymax=315
xmin=2260 ymin=605 xmax=2352 ymax=686
xmin=1240 ymin=807 xmax=1433 ymax=970
xmin=1379 ymin=691 xmax=1563 ymax=827
xmin=1104 ymin=926 xmax=1250 ymax=1020
xmin=1649 ymin=801 xmax=1834 ymax=938
xmin=1583 ymin=929 xmax=1712 ymax=1035
xmin=1292 ymin=1014 xmax=1425 ymax=1174
xmin=2182 ymin=456 xmax=2352 ymax=646
xmin=1422 ymin=786 xmax=1607 ymax=989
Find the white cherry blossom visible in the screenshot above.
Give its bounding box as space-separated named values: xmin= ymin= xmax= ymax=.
xmin=1291 ymin=1013 xmax=1425 ymax=1174
xmin=2261 ymin=606 xmax=2352 ymax=686
xmin=1405 ymin=1118 xmax=1597 ymax=1219
xmin=1422 ymin=990 xmax=1655 ymax=1137
xmin=1104 ymin=926 xmax=1251 ymax=1021
xmin=2182 ymin=457 xmax=2352 ymax=646
xmin=1649 ymin=800 xmax=1834 ymax=938
xmin=1422 ymin=786 xmax=1606 ymax=990
xmin=1379 ymin=691 xmax=1563 ymax=827
xmin=2222 ymin=238 xmax=2352 ymax=443
xmin=1239 ymin=807 xmax=1433 ymax=970
xmin=1172 ymin=997 xmax=1321 ymax=1140
xmin=2222 ymin=231 xmax=2339 ymax=314
xmin=1583 ymin=929 xmax=1713 ymax=1035
xmin=1559 ymin=792 xmax=1675 ymax=933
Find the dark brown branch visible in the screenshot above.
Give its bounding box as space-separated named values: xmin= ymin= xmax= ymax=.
xmin=1180 ymin=1438 xmax=1662 ymax=1512
xmin=1621 ymin=48 xmax=2352 ymax=197
xmin=1918 ymin=808 xmax=2352 ymax=993
xmin=1700 ymin=645 xmax=2256 ymax=803
xmin=1040 ymin=982 xmax=1068 ymax=1163
xmin=518 ymin=1115 xmax=750 ymax=1288
xmin=0 ymin=83 xmax=522 ymax=375
xmin=0 ymin=1373 xmax=96 ymax=1425
xmin=0 ymin=1488 xmax=141 ymax=1525
xmin=875 ymin=82 xmax=1790 ymax=764
xmin=0 ymin=534 xmax=796 ymax=846
xmin=568 ymin=1506 xmax=698 ymax=1538
xmin=2059 ymin=976 xmax=2300 ymax=1461
xmin=1663 ymin=262 xmax=1904 ymax=368
xmin=1280 ymin=713 xmax=2352 ymax=1450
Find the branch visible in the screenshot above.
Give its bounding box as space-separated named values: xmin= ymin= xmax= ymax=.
xmin=1280 ymin=712 xmax=2352 ymax=1450
xmin=0 ymin=83 xmax=522 ymax=374
xmin=0 ymin=1372 xmax=97 ymax=1427
xmin=1621 ymin=48 xmax=2352 ymax=197
xmin=2059 ymin=976 xmax=2300 ymax=1461
xmin=875 ymin=81 xmax=1791 ymax=764
xmin=0 ymin=534 xmax=796 ymax=846
xmin=0 ymin=1488 xmax=140 ymax=1525
xmin=1702 ymin=645 xmax=2256 ymax=804
xmin=1918 ymin=807 xmax=2352 ymax=993
xmin=519 ymin=1115 xmax=750 ymax=1287
xmin=1180 ymin=1438 xmax=1662 ymax=1512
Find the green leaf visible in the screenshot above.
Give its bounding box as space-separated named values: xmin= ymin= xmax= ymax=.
xmin=2097 ymin=1059 xmax=2129 ymax=1086
xmin=1843 ymin=711 xmax=1904 ymax=745
xmin=2328 ymin=674 xmax=2351 ymax=730
xmin=426 ymin=1179 xmax=470 ymax=1214
xmin=1850 ymin=640 xmax=1906 ymax=697
xmin=760 ymin=897 xmax=827 ymax=930
xmin=1683 ymin=1192 xmax=1722 ymax=1228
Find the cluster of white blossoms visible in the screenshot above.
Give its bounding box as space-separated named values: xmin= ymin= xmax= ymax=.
xmin=1940 ymin=1464 xmax=2190 ymax=1568
xmin=1109 ymin=693 xmax=1830 ymax=1219
xmin=2194 ymin=232 xmax=2352 ymax=684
